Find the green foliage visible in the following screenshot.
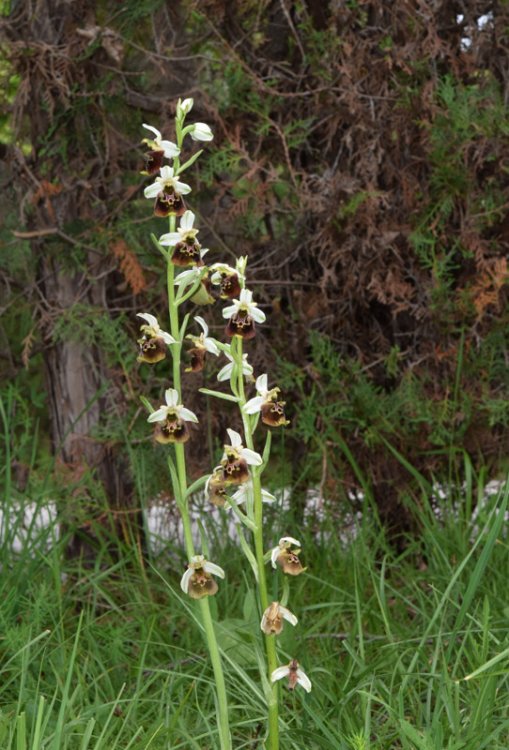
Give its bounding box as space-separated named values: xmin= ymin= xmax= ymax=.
xmin=1 ymin=480 xmax=509 ymax=748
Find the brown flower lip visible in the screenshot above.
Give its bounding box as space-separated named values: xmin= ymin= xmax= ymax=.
xmin=172 ymin=239 xmax=204 ymax=268
xmin=207 ymin=470 xmax=229 ymax=507
xmin=187 ymin=570 xmax=219 ymax=599
xmin=185 ymin=346 xmax=206 ymax=372
xmin=225 ymin=311 xmax=256 ymax=340
xmin=219 ymin=272 xmax=241 ymax=299
xmin=142 ymin=149 xmax=164 ymax=175
xmin=137 ymin=335 xmax=167 ymax=364
xmin=277 ymin=549 xmax=306 ymax=576
xmin=154 ymin=416 xmax=190 ymax=444
xmin=154 ymin=190 xmax=186 ymax=217
xmin=261 ymin=399 xmax=290 ymax=427
xmin=221 ymin=453 xmax=250 ymax=485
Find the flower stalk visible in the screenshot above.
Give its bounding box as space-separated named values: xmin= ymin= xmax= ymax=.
xmin=166 ymin=215 xmax=232 ymax=750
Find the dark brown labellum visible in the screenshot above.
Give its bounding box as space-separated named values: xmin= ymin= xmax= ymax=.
xmin=137 ymin=336 xmax=167 ymax=364
xmin=154 ymin=416 xmax=190 ymax=444
xmin=225 ymin=312 xmax=256 ymax=340
xmin=221 ymin=455 xmax=249 ymax=484
xmin=172 ymin=240 xmax=203 ymax=268
xmin=144 ymin=149 xmax=164 ymax=175
xmin=185 ymin=347 xmax=206 ymax=373
xmin=187 ymin=569 xmax=219 ymax=599
xmin=219 ymin=273 xmax=241 ymax=299
xmin=154 ymin=189 xmax=186 ymax=217
xmin=261 ymin=400 xmax=289 ymax=427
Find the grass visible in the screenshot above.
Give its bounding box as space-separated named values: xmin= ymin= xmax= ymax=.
xmin=0 ymin=477 xmax=508 ymax=749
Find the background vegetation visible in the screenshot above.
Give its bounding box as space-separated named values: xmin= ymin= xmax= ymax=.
xmin=1 ymin=2 xmax=509 ymax=747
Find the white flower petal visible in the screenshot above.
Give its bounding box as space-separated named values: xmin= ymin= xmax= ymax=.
xmin=178 ymin=98 xmax=194 ymax=115
xmin=270 ymin=666 xmax=291 ymax=683
xmin=180 ymin=210 xmax=195 ymax=231
xmin=174 ymin=179 xmax=192 ymax=195
xmin=280 ymin=606 xmax=298 ymax=627
xmin=203 ymin=561 xmax=225 ymax=579
xmin=160 ymin=332 xmax=177 ymax=345
xmin=165 ymin=388 xmax=179 ymax=407
xmin=191 ymin=554 xmax=206 ymax=565
xmin=137 ymin=312 xmax=159 ymax=328
xmin=231 ymin=486 xmax=247 ymax=505
xmin=180 ymin=567 xmax=194 ymax=593
xmin=256 ymin=373 xmax=268 ymax=394
xmin=251 ymin=307 xmax=266 ymax=324
xmin=142 ymin=123 xmax=161 ymax=139
xmin=194 ymin=316 xmax=208 ymax=336
xmin=190 ymin=122 xmax=213 ymax=141
xmin=204 ymin=339 xmax=220 ymax=356
xmin=179 ymin=407 xmax=199 ymax=423
xmin=222 ymin=302 xmax=239 ymax=319
xmin=279 ymin=536 xmax=301 ymax=548
xmin=261 ymin=489 xmax=276 ymax=504
xmin=243 ymin=396 xmax=264 ymax=415
xmin=296 ymin=669 xmax=312 ymax=693
xmin=217 ymin=362 xmax=233 ymax=382
xmin=227 ymin=429 xmax=243 ymax=448
xmin=159 ymin=139 xmax=180 ymax=158
xmin=270 ymin=546 xmax=280 ymax=568
xmin=241 ymin=448 xmax=263 ymax=466
xmin=158 ymin=231 xmax=181 ymax=247
xmin=144 ymin=182 xmax=161 ymax=199
xmin=160 ymin=165 xmax=174 ymax=180
xmin=240 ymin=288 xmax=253 ymax=305
xmin=147 ymin=407 xmax=168 ymax=423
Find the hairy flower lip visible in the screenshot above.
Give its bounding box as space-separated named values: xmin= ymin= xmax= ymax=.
xmin=271 ymin=659 xmax=312 ymax=693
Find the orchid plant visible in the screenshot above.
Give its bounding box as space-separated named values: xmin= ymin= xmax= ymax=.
xmin=136 ymin=99 xmax=310 ymax=750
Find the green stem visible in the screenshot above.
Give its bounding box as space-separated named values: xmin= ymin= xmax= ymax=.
xmin=234 ymin=337 xmax=279 ymax=750
xmin=166 ymin=228 xmax=232 ymax=750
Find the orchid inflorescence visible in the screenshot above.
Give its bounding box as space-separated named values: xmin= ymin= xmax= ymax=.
xmin=135 ymin=98 xmax=311 ymax=750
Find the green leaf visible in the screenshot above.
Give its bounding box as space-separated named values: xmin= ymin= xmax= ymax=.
xmin=199 ymin=388 xmax=240 ymax=403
